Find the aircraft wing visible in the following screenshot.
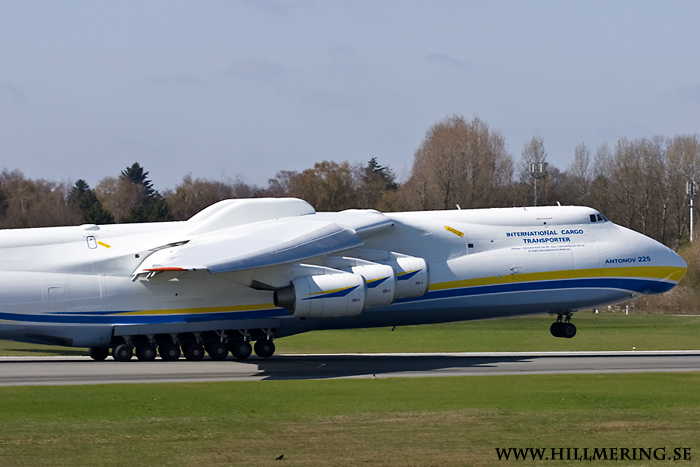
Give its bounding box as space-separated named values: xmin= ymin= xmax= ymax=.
xmin=135 ymin=219 xmax=365 ymax=276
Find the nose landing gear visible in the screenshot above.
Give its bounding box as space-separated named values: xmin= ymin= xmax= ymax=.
xmin=550 ymin=312 xmax=576 ymax=338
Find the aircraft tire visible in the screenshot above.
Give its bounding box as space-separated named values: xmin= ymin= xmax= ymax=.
xmin=561 ymin=323 xmax=577 ymax=339
xmin=89 ymin=347 xmax=109 ymax=361
xmin=207 ymin=341 xmax=229 ymax=361
xmin=113 ymin=344 xmax=133 ymax=362
xmin=230 ymin=341 xmax=252 ymax=360
xmin=183 ymin=343 xmax=205 ymax=361
xmin=136 ymin=343 xmax=157 ymax=361
xmin=254 ymin=339 xmax=275 ymax=358
xmin=159 ymin=343 xmax=181 ymax=361
xmin=550 ymin=322 xmax=563 ymax=338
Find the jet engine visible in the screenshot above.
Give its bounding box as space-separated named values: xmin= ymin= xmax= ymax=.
xmin=342 ymin=263 xmax=397 ymax=307
xmin=392 ymin=256 xmax=429 ymax=299
xmin=273 ymin=272 xmax=366 ymax=319
xmin=272 ymin=254 xmax=430 ymax=319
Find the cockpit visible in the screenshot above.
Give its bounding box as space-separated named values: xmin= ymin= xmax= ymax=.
xmin=589 ymin=213 xmax=609 ymax=223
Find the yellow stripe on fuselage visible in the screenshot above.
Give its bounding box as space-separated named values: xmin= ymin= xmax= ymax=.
xmin=429 ymin=265 xmax=687 ymax=292
xmin=113 ymin=266 xmax=685 ymax=316
xmin=116 ymin=302 xmax=276 ymax=316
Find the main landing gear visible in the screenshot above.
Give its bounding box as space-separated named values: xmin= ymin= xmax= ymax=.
xmin=94 ymin=330 xmax=277 ymax=362
xmin=550 ymin=312 xmax=576 ymax=338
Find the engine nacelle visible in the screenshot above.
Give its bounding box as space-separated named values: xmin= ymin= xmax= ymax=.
xmin=274 ymin=272 xmax=366 ymax=318
xmin=393 ymin=256 xmax=429 ymax=299
xmin=344 ymin=263 xmax=397 ymax=307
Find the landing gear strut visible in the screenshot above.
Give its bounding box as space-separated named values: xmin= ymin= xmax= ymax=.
xmin=550 ymin=312 xmax=576 ymax=338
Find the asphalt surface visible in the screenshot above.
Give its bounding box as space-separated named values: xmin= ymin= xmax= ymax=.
xmin=1 ymin=351 xmax=700 ymax=386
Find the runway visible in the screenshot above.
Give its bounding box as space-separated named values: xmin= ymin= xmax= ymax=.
xmin=1 ymin=351 xmax=700 ymax=386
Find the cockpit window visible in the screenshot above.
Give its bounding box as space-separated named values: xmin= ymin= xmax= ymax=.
xmin=590 ymin=213 xmax=609 ymax=223
xmin=590 ymin=214 xmax=597 ymax=222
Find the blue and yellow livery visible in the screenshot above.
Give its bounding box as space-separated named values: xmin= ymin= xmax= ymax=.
xmin=0 ymin=198 xmax=686 ymax=361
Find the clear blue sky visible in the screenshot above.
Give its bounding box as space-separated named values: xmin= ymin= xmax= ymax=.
xmin=1 ymin=0 xmax=698 ymax=191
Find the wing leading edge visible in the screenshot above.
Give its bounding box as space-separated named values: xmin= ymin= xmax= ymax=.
xmin=135 ymin=219 xmax=365 ymax=276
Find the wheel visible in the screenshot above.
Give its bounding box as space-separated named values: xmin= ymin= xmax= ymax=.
xmin=136 ymin=343 xmax=157 ymax=361
xmin=230 ymin=341 xmax=252 ymax=360
xmin=207 ymin=341 xmax=229 ymax=361
xmin=159 ymin=342 xmax=181 ymax=361
xmin=112 ymin=344 xmax=133 ymax=362
xmin=561 ymin=322 xmax=577 ymax=339
xmin=89 ymin=347 xmax=109 ymax=361
xmin=183 ymin=343 xmax=205 ymax=361
xmin=254 ymin=339 xmax=275 ymax=358
xmin=550 ymin=322 xmax=564 ymax=338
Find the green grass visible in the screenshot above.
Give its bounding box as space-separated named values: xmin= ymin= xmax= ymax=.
xmin=2 ymin=312 xmax=700 ymax=357
xmin=278 ymin=312 xmax=700 ymax=353
xmin=0 ymin=373 xmax=698 ymax=466
xmin=1 ymin=313 xmax=699 ymax=465
xmin=0 ymin=341 xmax=87 ymax=357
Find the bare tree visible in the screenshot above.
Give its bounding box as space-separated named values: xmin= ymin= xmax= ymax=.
xmin=587 ymin=143 xmax=613 ymax=217
xmin=264 ymin=170 xmax=299 ymax=197
xmin=664 ymin=135 xmax=700 ymax=246
xmin=586 ymin=135 xmax=700 ymax=246
xmin=95 ymin=176 xmax=146 ymax=223
xmin=285 ymin=161 xmax=361 ymax=211
xmin=400 ymin=116 xmax=514 ymax=210
xmin=165 ymin=175 xmax=237 ymax=220
xmin=518 ymin=136 xmax=549 ymax=206
xmin=565 ymin=142 xmax=592 ymax=205
xmin=0 ymin=170 xmax=80 ymax=228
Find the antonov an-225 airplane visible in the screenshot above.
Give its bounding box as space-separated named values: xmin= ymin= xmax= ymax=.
xmin=0 ymin=198 xmax=687 ymax=361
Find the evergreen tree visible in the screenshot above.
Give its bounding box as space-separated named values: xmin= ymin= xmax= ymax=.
xmin=125 ymin=192 xmax=171 ymax=223
xmin=68 ymin=179 xmax=114 ymax=224
xmin=359 ymin=157 xmax=399 ymax=209
xmin=121 ymin=162 xmax=155 ymax=197
xmin=364 ymin=157 xmax=398 ymax=190
xmin=118 ymin=163 xmax=171 ymax=223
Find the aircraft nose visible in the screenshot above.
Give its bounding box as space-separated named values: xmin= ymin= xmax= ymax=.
xmin=636 ymin=230 xmax=687 ymax=294
xmin=647 ymin=231 xmax=686 ymax=268
xmin=601 ymin=225 xmax=687 ymax=295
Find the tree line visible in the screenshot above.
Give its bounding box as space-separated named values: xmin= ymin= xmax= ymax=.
xmin=2 ymin=115 xmax=699 ymax=251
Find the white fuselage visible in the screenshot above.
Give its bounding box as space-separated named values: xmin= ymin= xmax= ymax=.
xmin=0 ymin=200 xmax=687 ymax=349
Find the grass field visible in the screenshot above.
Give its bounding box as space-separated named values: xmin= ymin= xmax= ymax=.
xmin=277 ymin=312 xmax=700 ymax=354
xmin=0 ymin=373 xmax=698 ymax=466
xmin=1 ymin=312 xmax=699 ymax=466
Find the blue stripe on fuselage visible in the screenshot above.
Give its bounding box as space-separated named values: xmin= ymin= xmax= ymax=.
xmin=0 ymin=276 xmax=674 ymax=326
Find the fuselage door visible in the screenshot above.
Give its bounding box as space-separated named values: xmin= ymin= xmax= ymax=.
xmin=46 ymin=285 xmax=66 ymax=312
